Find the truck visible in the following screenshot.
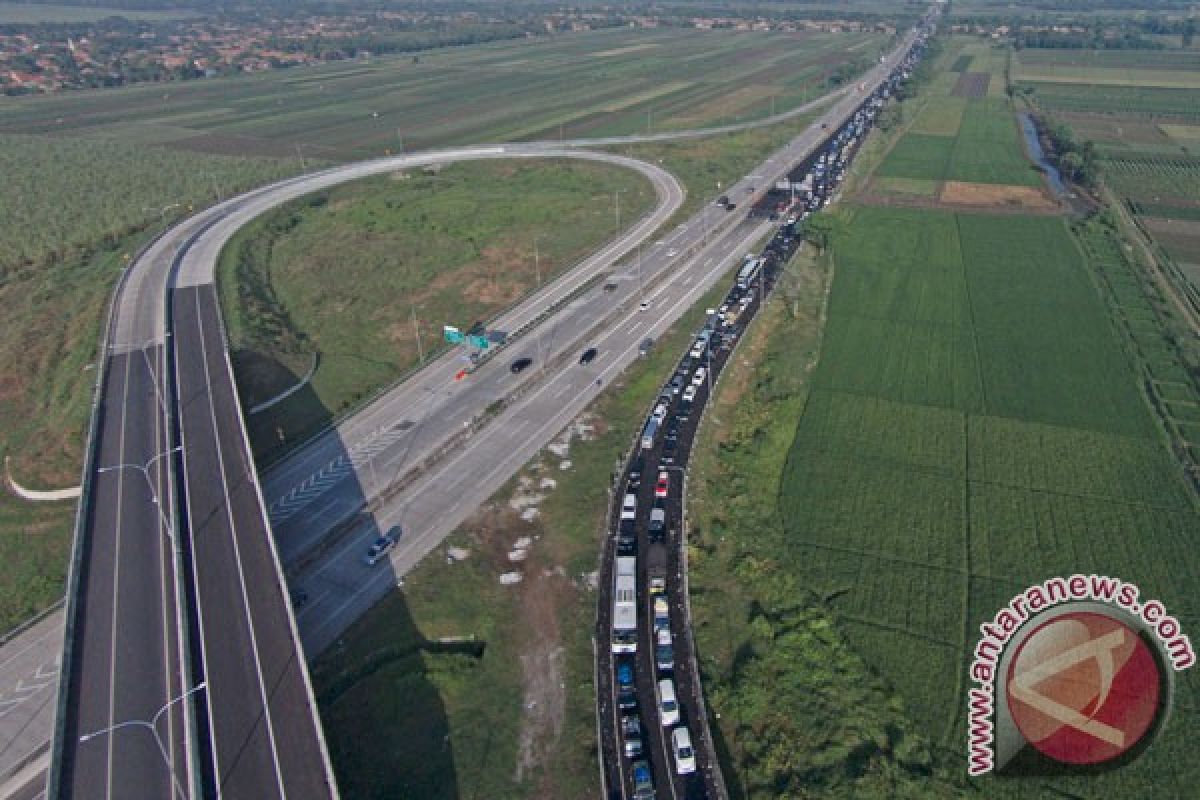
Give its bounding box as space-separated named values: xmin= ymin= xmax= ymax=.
xmin=647 ymin=542 xmax=668 ymax=597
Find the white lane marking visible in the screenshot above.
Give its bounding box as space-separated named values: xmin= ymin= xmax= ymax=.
xmin=192 ymin=290 xmax=287 ymax=799
xmin=104 ymin=350 xmax=134 ymax=800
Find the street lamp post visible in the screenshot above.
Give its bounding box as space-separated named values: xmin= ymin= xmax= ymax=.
xmin=143 ymin=203 xmax=180 ymax=228
xmin=78 ymin=681 xmax=207 ymax=800
xmin=97 ymin=445 xmax=182 ymax=539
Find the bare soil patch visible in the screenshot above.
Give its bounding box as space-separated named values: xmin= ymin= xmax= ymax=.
xmin=940 ymin=180 xmax=1058 ymax=210
xmin=951 ymin=72 xmax=989 ymax=99
xmin=856 ymin=180 xmax=1061 ymax=216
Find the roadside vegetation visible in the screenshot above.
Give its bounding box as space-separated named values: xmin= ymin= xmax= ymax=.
xmin=687 ymin=30 xmax=1200 ymax=799
xmin=217 ymin=159 xmax=656 ymax=461
xmin=312 ymin=277 xmax=734 ymax=799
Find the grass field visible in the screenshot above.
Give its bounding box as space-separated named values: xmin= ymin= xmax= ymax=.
xmin=0 ymin=28 xmax=886 ymax=160
xmin=313 ymin=274 xmax=734 ymax=799
xmin=218 ymin=159 xmax=655 ymax=459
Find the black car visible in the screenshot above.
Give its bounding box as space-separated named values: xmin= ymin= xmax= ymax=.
xmin=579 ymin=347 xmax=598 ymax=365
xmin=628 ymin=455 xmax=644 ymax=488
xmin=662 ymin=435 xmax=678 ymax=464
xmin=510 ymin=357 xmax=532 ymax=373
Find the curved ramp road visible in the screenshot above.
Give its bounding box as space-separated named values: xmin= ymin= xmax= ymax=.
xmin=37 ymin=23 xmax=922 ymax=799
xmin=48 ymin=148 xmax=681 ymax=800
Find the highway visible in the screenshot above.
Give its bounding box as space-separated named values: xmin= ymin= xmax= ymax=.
xmin=173 ymin=285 xmax=334 ymax=798
xmin=54 ymin=327 xmax=191 ymax=798
xmin=277 ymin=31 xmax=923 ymax=656
xmin=26 ymin=23 xmax=925 ymax=799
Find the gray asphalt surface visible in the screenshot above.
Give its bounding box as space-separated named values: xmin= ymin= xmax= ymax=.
xmin=0 ymin=613 xmax=61 ymax=789
xmin=173 ymin=286 xmax=335 ymax=799
xmin=55 ymin=346 xmax=189 ymax=800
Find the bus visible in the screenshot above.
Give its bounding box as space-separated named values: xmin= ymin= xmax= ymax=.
xmin=640 ymin=416 xmax=660 ymax=450
xmin=736 ymin=257 xmax=762 ymax=290
xmin=612 ymin=556 xmax=638 ymax=653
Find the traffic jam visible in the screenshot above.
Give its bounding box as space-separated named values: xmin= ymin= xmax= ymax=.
xmin=596 ymin=30 xmax=930 ymax=800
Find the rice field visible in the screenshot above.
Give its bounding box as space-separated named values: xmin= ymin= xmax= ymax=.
xmin=0 ymin=27 xmax=885 ymax=160
xmin=877 ymin=99 xmax=1040 ymax=187
xmin=1021 ymin=82 xmax=1200 ymax=120
xmin=1104 ymin=154 xmax=1200 ymax=207
xmin=1014 ymin=64 xmax=1200 ymax=89
xmin=777 ymin=205 xmax=1200 ymax=793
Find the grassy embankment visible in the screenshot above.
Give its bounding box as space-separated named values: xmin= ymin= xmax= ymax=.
xmin=688 ymin=33 xmax=1200 ymax=800
xmin=312 ymin=275 xmax=735 ymax=799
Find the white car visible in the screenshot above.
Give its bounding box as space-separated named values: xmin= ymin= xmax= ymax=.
xmin=652 ymin=402 xmax=669 ymax=421
xmin=672 ymin=726 xmax=697 ymax=774
xmin=658 ymin=679 xmax=680 ymax=726
xmin=691 ymin=367 xmax=707 ymax=387
xmin=682 ymin=385 xmax=697 ymax=404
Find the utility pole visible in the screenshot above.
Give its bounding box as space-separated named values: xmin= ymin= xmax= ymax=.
xmin=534 ymin=237 xmax=541 ymax=288
xmin=614 ymin=189 xmax=623 ymax=234
xmin=637 ymin=242 xmax=643 ymax=298
xmin=411 ymin=304 xmax=424 ymax=364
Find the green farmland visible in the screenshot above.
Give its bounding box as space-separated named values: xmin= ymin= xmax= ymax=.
xmin=782 ymin=207 xmax=1199 ymax=794
xmin=689 ymin=34 xmax=1200 ymax=795
xmin=0 ymin=27 xmax=886 ymax=160
xmin=877 ymin=87 xmax=1040 ymax=187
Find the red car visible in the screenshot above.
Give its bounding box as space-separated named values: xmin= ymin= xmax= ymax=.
xmin=655 ymin=471 xmax=669 ymax=498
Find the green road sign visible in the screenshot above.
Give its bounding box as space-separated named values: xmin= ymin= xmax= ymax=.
xmin=467 ymin=334 xmax=490 ymax=349
xmin=443 ymin=325 xmax=464 ymax=344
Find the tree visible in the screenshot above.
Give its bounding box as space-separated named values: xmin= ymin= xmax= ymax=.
xmin=804 ymin=213 xmax=839 ymax=254
xmin=1061 ymin=152 xmax=1084 ymax=182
